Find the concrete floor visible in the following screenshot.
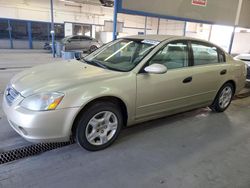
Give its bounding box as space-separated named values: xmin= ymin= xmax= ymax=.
xmin=0 ymin=50 xmax=250 ymax=188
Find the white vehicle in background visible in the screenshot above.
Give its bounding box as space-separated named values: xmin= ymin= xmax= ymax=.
xmin=234 ymin=54 xmax=250 ymax=83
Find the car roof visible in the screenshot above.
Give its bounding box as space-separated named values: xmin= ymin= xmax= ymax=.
xmin=123 ymin=35 xmax=226 ymax=52
xmin=124 ymin=35 xmax=175 ymax=42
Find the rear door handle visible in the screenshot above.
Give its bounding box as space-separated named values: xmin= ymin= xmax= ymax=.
xmin=183 ymin=76 xmax=192 ymax=83
xmin=220 ymin=69 xmax=227 ymax=75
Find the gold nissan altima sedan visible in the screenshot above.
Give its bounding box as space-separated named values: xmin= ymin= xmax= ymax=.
xmin=2 ymin=35 xmax=247 ymax=151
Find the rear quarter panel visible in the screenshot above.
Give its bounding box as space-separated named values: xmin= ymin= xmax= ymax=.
xmin=226 ymin=55 xmax=246 ymax=94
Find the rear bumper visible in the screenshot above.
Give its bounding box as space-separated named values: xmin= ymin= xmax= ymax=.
xmin=2 ymin=94 xmax=79 ymax=143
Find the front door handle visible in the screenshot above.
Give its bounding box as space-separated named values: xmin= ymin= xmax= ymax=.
xmin=220 ymin=69 xmax=227 ymax=75
xmin=183 ymin=76 xmax=192 ymax=83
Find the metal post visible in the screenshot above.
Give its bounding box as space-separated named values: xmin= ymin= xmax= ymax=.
xmin=228 ymin=27 xmax=236 ymax=54
xmin=7 ymin=20 xmax=13 ymax=49
xmin=50 ymin=0 xmax=55 ymax=58
xmin=112 ymin=0 xmax=118 ymax=40
xmin=27 ymin=22 xmax=33 ymax=49
xmin=183 ymin=21 xmax=186 ymax=36
xmin=208 ymin=25 xmax=212 ymax=41
xmin=144 ymin=16 xmax=147 ymax=35
xmin=157 ymin=18 xmax=160 ymax=35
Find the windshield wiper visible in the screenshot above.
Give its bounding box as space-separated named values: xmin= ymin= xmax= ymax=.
xmin=83 ymin=59 xmax=126 ymax=72
xmin=83 ymin=59 xmax=108 ymax=69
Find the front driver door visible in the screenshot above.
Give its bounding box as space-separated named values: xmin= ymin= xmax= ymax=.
xmin=136 ymin=41 xmax=196 ymax=120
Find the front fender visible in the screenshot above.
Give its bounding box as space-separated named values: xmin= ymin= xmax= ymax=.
xmin=58 ymin=73 xmax=137 ymax=125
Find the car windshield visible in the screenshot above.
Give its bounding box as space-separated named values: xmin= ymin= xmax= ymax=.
xmin=83 ymin=39 xmax=159 ymax=72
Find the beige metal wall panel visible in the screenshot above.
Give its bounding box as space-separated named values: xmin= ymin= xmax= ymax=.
xmin=121 ymin=0 xmax=239 ymax=25
xmin=238 ymin=0 xmax=250 ymax=28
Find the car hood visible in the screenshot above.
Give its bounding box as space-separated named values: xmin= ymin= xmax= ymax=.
xmin=10 ymin=60 xmax=122 ymax=97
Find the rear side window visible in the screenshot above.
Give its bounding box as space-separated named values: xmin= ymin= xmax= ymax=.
xmin=71 ymin=36 xmax=80 ymax=40
xmin=191 ymin=42 xmax=219 ymax=65
xmin=80 ymin=36 xmax=92 ymax=41
xmin=149 ymin=41 xmax=189 ymax=70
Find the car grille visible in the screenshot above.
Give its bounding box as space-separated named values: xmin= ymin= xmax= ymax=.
xmin=5 ymin=86 xmax=20 ymax=105
xmin=247 ymin=67 xmax=250 ymax=80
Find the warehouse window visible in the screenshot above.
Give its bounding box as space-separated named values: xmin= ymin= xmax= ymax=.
xmin=55 ymin=24 xmax=64 ymax=40
xmin=0 ymin=20 xmax=9 ymax=39
xmin=0 ymin=19 xmax=10 ymax=49
xmin=10 ymin=21 xmax=28 ymax=40
xmin=32 ymin=22 xmax=49 ymax=41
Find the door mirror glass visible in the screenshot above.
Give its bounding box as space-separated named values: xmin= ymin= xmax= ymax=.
xmin=144 ymin=64 xmax=167 ymax=74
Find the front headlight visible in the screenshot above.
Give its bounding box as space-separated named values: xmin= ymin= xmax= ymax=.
xmin=20 ymin=92 xmax=64 ymax=111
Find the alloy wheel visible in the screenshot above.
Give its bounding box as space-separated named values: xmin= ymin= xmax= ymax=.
xmin=219 ymin=86 xmax=233 ymax=109
xmin=85 ymin=111 xmax=118 ymax=146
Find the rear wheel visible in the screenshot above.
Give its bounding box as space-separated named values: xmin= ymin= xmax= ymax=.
xmin=75 ymin=101 xmax=123 ymax=151
xmin=210 ymin=83 xmax=234 ymax=112
xmin=89 ymin=45 xmax=98 ymax=53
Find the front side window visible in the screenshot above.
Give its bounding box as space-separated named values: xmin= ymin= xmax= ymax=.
xmin=84 ymin=39 xmax=158 ymax=72
xmin=191 ymin=43 xmax=219 ymax=65
xmin=148 ymin=41 xmax=188 ymax=70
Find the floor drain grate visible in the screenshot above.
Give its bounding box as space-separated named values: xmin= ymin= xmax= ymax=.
xmin=0 ymin=138 xmax=75 ymax=165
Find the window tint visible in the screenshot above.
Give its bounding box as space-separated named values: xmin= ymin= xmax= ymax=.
xmin=192 ymin=43 xmax=219 ymax=65
xmin=149 ymin=42 xmax=188 ymax=70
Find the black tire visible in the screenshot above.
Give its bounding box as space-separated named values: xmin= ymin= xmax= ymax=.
xmin=75 ymin=101 xmax=123 ymax=151
xmin=89 ymin=45 xmax=98 ymax=53
xmin=209 ymin=82 xmax=234 ymax=112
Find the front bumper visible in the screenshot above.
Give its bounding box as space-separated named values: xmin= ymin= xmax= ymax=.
xmin=2 ymin=93 xmax=79 ymax=143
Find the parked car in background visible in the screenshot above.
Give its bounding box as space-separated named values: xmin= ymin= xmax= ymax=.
xmin=62 ymin=35 xmax=102 ymax=53
xmin=3 ymin=35 xmax=247 ymax=151
xmin=234 ymin=54 xmax=250 ymax=82
xmin=44 ymin=36 xmax=102 ymax=53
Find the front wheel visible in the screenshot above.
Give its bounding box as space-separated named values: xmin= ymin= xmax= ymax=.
xmin=210 ymin=83 xmax=234 ymax=112
xmin=75 ymin=102 xmax=123 ymax=151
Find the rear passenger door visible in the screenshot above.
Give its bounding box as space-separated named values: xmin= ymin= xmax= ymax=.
xmin=189 ymin=41 xmax=228 ymax=105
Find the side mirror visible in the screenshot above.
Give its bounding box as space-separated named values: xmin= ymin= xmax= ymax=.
xmin=144 ymin=64 xmax=167 ymax=74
